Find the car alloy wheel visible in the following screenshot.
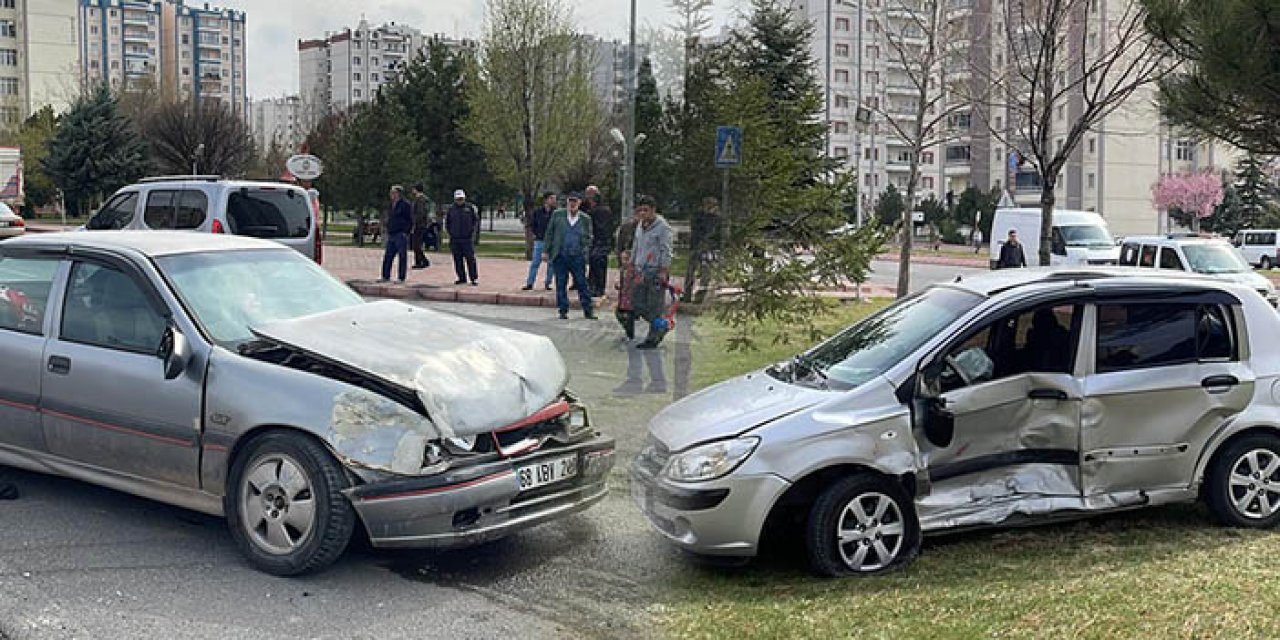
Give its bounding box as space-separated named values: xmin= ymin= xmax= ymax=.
xmin=241 ymin=453 xmax=317 ymax=555
xmin=806 ymin=474 xmax=921 ymax=576
xmin=835 ymin=492 xmax=906 ymax=572
xmin=1227 ymin=448 xmax=1280 ymax=520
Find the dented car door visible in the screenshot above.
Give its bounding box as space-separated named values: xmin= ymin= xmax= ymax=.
xmin=1082 ymin=297 xmax=1256 ymax=496
xmin=916 ymin=302 xmax=1085 ymax=529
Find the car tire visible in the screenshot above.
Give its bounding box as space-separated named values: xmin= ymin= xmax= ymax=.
xmin=1261 ymin=256 xmax=1273 ymax=270
xmin=1205 ymin=434 xmax=1280 ymax=529
xmin=805 ymin=474 xmax=921 ymax=577
xmin=225 ymin=432 xmax=356 ymax=576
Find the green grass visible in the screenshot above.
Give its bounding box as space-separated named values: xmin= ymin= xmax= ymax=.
xmin=670 ymin=300 xmax=1280 ymax=639
xmin=689 ymin=301 xmax=889 ymax=390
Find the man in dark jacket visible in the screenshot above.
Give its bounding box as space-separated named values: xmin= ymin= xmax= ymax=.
xmin=996 ymin=229 xmax=1028 ymax=269
xmin=379 ymin=185 xmax=413 ymax=283
xmin=522 ymin=192 xmax=556 ymax=290
xmin=543 ymin=192 xmax=596 ymax=319
xmin=583 ymin=185 xmax=616 ymax=297
xmin=410 ymin=184 xmax=433 ymax=269
xmin=446 ymin=189 xmax=480 ymax=285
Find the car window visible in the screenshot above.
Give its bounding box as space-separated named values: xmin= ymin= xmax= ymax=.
xmin=1268 ymin=233 xmax=1277 ymax=245
xmin=175 ymin=190 xmax=208 ymax=229
xmin=1137 ymin=245 xmax=1156 ymax=267
xmin=225 ymin=188 xmax=311 ymax=239
xmin=60 ymin=262 xmax=166 ymax=353
xmin=1159 ymin=247 xmax=1185 ymax=270
xmin=144 ymin=190 xmax=179 ymax=229
xmin=86 ymin=192 xmax=139 ymax=230
xmin=1119 ymin=244 xmax=1140 ymax=266
xmin=941 ymin=304 xmax=1078 ymax=392
xmin=0 ymin=257 xmax=58 ymax=335
xmin=1096 ymin=303 xmax=1236 ymax=373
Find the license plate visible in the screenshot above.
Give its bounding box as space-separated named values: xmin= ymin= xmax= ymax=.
xmin=517 ymin=454 xmax=578 ymax=491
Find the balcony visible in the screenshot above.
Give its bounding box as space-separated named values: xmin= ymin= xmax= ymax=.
xmin=123 ymin=28 xmax=153 ymax=43
xmin=1013 ymin=171 xmax=1042 ymax=192
xmin=200 ymin=71 xmax=222 ymax=81
xmin=122 ymin=11 xmax=150 ymax=26
xmin=198 ymin=20 xmax=221 ymax=32
xmin=885 ymin=82 xmax=918 ymax=95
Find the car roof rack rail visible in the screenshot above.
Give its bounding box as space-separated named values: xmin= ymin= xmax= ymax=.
xmin=137 ymin=175 xmax=222 ymax=183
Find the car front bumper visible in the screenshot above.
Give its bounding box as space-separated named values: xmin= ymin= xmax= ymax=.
xmin=345 ymin=436 xmax=615 ymax=549
xmin=629 ymin=457 xmax=790 ymax=557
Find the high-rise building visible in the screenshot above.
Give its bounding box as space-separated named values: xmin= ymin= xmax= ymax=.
xmin=0 ymin=0 xmax=81 ymax=125
xmin=79 ymin=0 xmax=246 ymax=115
xmin=298 ymin=20 xmax=476 ymax=115
xmin=793 ymin=0 xmax=1240 ymax=236
xmin=584 ymin=37 xmax=648 ymax=116
xmin=249 ymin=95 xmax=303 ymax=155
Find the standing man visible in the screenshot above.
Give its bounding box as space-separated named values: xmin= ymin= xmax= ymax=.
xmin=583 ymin=185 xmax=617 ymax=298
xmin=543 ymin=192 xmax=597 ymax=320
xmin=522 ymin=192 xmax=556 ymax=291
xmin=996 ymin=228 xmax=1027 ymax=269
xmin=378 ymin=185 xmax=413 ymax=284
xmin=410 ymin=184 xmax=433 ymax=269
xmin=446 ymin=189 xmax=480 ymax=285
xmin=630 ymin=194 xmax=674 ymax=349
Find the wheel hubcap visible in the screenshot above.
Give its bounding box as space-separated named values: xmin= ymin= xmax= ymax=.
xmin=240 ymin=454 xmax=316 ymax=555
xmin=1228 ymin=449 xmax=1280 ymax=519
xmin=836 ymin=492 xmax=905 ymax=572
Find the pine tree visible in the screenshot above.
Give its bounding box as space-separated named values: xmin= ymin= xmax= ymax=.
xmin=876 ymin=185 xmax=905 ymax=227
xmin=1235 ymin=154 xmax=1272 ymax=230
xmin=634 ymin=57 xmax=669 ymax=204
xmin=42 ymin=85 xmax=151 ymax=214
xmin=12 ymin=106 xmax=59 ymax=210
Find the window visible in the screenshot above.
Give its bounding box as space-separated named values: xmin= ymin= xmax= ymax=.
xmin=353 ymin=89 xmax=362 ymax=98
xmin=835 ymin=17 xmax=850 ymax=31
xmin=1096 ymin=303 xmax=1235 ymax=373
xmin=61 ymin=263 xmax=166 ymax=353
xmin=225 ymin=188 xmax=312 ymax=239
xmin=181 ymin=34 xmax=190 ymax=45
xmin=945 ymin=145 xmax=971 ymax=163
xmin=834 ymin=146 xmax=849 ymax=158
xmin=353 ymin=56 xmax=361 ymax=66
xmin=371 ymin=57 xmax=379 ymax=66
xmin=940 ymin=304 xmax=1079 ymax=391
xmin=833 ymin=121 xmax=849 ymax=134
xmin=835 ymin=43 xmax=850 ymax=57
xmin=1119 ymin=243 xmax=1140 ymax=266
xmin=0 ymin=20 xmax=16 ymax=37
xmin=87 ymin=192 xmax=139 ymax=230
xmin=0 ymin=0 xmax=13 ymax=8
xmin=835 ymin=95 xmax=850 ymax=108
xmin=1088 ymin=137 xmax=1096 ymax=153
xmin=0 ymin=257 xmax=58 ymax=335
xmin=835 ymin=69 xmax=849 ymax=83
xmin=0 ymin=49 xmax=14 ymax=66
xmin=866 ymin=71 xmax=879 ymax=85
xmin=994 ymin=115 xmax=1003 ymax=130
xmin=1139 ymin=244 xmax=1157 ymax=267
xmin=372 ymin=73 xmax=379 ymax=82
xmin=1087 ymin=173 xmax=1095 ymax=189
xmin=353 ymin=72 xmax=361 ymax=81
xmin=1057 ymin=105 xmax=1065 ymax=121
xmin=1175 ymin=139 xmax=1196 ymax=162
xmin=1159 ymin=247 xmax=1185 ymax=271
xmin=144 ymin=190 xmax=207 ymax=230
xmin=866 ymin=45 xmax=880 ymax=60
xmin=922 ymin=176 xmax=934 ymax=189
xmin=867 ymin=18 xmax=879 ymax=32
xmin=921 ymin=151 xmax=934 ymax=165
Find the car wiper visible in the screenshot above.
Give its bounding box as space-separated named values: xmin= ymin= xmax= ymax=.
xmin=792 ymin=354 xmax=829 ymax=387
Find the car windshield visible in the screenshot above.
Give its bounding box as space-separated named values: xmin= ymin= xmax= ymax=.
xmin=1182 ymin=243 xmax=1252 ymax=274
xmin=790 ymin=286 xmax=984 ymax=390
xmin=157 ymin=249 xmax=363 ymax=348
xmin=1060 ymin=224 xmax=1113 ymax=248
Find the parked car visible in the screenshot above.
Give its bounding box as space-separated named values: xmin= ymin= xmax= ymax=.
xmin=85 ymin=176 xmax=322 ymax=263
xmin=0 ymin=231 xmax=614 ymax=575
xmin=0 ymin=201 xmax=24 ymax=238
xmin=633 ymin=268 xmax=1280 ymax=576
xmin=1232 ymin=229 xmax=1280 ymax=269
xmin=988 ymin=208 xmax=1120 ymax=268
xmin=1119 ymin=235 xmax=1277 ymax=306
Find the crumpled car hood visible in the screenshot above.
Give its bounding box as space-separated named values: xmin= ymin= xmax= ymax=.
xmin=649 ymin=370 xmax=827 ymax=451
xmin=251 ymin=300 xmax=568 ymax=438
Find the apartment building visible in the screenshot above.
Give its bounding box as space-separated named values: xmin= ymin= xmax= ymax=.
xmin=80 ymin=0 xmax=246 ymax=115
xmin=249 ymin=95 xmax=303 ymax=155
xmin=0 ymin=0 xmax=81 ymax=125
xmin=795 ymin=0 xmax=1241 ymax=236
xmin=585 ymin=37 xmax=649 ymax=116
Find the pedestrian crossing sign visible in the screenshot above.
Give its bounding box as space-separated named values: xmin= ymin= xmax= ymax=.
xmin=715 ymin=126 xmax=742 ymax=169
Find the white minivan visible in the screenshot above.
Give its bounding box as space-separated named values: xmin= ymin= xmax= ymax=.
xmin=988 ymin=208 xmax=1120 ymax=269
xmin=1232 ymin=230 xmax=1280 ymax=269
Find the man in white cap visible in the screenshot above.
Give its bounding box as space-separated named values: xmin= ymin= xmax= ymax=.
xmin=445 ymin=189 xmax=480 ymax=285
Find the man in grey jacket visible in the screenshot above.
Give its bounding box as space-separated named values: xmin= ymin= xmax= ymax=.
xmin=630 ymin=194 xmax=673 ymax=349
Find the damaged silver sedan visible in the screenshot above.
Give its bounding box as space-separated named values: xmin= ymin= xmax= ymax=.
xmin=0 ymin=232 xmax=614 ymax=575
xmin=634 ymin=268 xmax=1280 ymax=576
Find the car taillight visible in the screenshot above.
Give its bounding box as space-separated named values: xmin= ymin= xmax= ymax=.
xmin=312 ymin=198 xmax=323 ymax=264
xmin=12 ymin=218 xmax=23 ymax=227
xmin=211 ymin=219 xmax=225 ymax=234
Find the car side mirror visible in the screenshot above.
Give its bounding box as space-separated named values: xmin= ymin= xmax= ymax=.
xmin=159 ymin=324 xmax=191 ymax=380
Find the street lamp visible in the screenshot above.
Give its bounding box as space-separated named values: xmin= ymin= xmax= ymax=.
xmin=623 ymin=0 xmax=638 ymax=221
xmin=192 ymin=143 xmax=205 ymax=176
xmin=610 ymin=128 xmax=646 ymax=211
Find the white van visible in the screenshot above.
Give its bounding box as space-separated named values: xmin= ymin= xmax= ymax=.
xmin=988 ymin=208 xmax=1120 ymax=269
xmin=1232 ymin=230 xmax=1280 ymax=269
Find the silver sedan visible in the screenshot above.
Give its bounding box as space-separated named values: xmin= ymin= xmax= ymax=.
xmin=0 ymin=202 xmax=24 ymax=238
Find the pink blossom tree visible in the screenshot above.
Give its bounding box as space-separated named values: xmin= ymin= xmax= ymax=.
xmin=1152 ymin=171 xmax=1225 ymax=232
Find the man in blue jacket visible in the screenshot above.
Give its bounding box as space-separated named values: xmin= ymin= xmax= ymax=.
xmin=543 ymin=192 xmax=597 ymax=320
xmin=446 ymin=189 xmax=480 ymax=285
xmin=379 ymin=185 xmax=413 ymax=283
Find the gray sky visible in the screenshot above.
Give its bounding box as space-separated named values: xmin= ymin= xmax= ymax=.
xmin=214 ymin=0 xmax=741 ymax=99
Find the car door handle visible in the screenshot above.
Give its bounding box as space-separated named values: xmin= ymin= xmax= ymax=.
xmin=47 ymin=356 xmax=71 ymax=376
xmin=1202 ymin=375 xmax=1239 ymax=391
xmin=1028 ymin=388 xmax=1068 ymax=401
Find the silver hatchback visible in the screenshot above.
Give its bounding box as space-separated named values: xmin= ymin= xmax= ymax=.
xmin=634 ymin=269 xmax=1280 ymax=575
xmin=0 ymin=232 xmax=613 ymax=575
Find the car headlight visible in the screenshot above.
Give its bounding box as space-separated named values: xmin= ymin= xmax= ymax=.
xmin=663 ymin=437 xmax=759 ymax=482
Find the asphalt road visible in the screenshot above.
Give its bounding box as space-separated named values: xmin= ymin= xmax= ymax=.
xmin=865 ymin=257 xmax=985 ymax=292
xmin=0 ymin=259 xmax=972 ymax=640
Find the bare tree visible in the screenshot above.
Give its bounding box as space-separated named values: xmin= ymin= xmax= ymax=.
xmin=876 ymin=0 xmax=980 ymax=296
xmin=141 ymin=98 xmax=256 ymax=177
xmin=980 ymin=0 xmax=1173 ymax=265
